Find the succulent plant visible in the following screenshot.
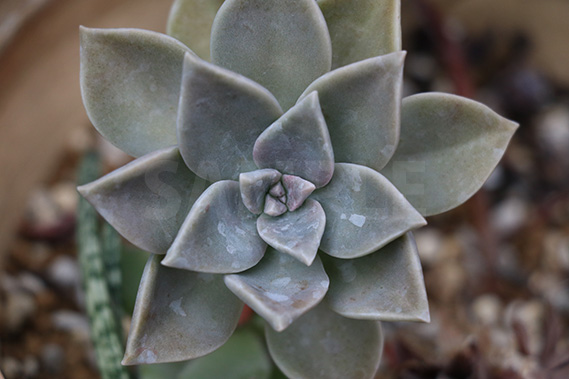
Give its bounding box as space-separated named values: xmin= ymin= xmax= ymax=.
xmin=77 ymin=0 xmax=518 ymax=377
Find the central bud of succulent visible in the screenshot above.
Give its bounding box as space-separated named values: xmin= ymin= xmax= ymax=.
xmin=239 ymin=169 xmax=316 ymax=217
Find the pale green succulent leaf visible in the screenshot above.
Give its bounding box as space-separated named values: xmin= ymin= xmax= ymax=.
xmin=224 ymin=248 xmax=329 ymax=332
xmin=265 ymin=302 xmax=383 ymax=379
xmin=381 ymin=93 xmax=519 ymax=216
xmin=257 ymin=199 xmax=326 ymax=266
xmin=80 ymin=27 xmax=193 ymax=157
xmin=253 ymin=93 xmax=334 ymax=188
xmin=122 ymin=255 xmax=243 ymax=365
xmin=317 ymin=0 xmax=401 ymax=69
xmin=310 ymin=163 xmax=426 ymax=259
xmin=239 ymin=169 xmax=282 ymax=215
xmin=324 ymin=233 xmax=430 ymax=322
xmin=166 ymin=0 xmax=225 ymax=61
xmin=211 ymin=0 xmax=332 ymax=110
xmin=282 ymin=175 xmax=316 ymax=212
xmin=77 ymin=147 xmax=207 ymax=255
xmin=163 ymin=180 xmax=267 ymax=273
xmin=178 ymin=53 xmax=283 ymax=182
xmin=300 ymin=52 xmax=405 ymax=171
xmin=177 ymin=329 xmax=272 ymax=379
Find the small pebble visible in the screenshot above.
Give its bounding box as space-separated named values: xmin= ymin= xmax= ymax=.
xmin=4 ymin=290 xmax=36 ymax=333
xmin=1 ymin=356 xmax=23 ymax=378
xmin=491 ymin=197 xmax=528 ymax=235
xmin=472 ymin=294 xmax=503 ymax=325
xmin=536 ymin=105 xmax=569 ymax=156
xmin=414 ymin=228 xmax=444 ymax=265
xmin=22 ymin=355 xmax=40 ymax=377
xmin=47 ymin=255 xmax=80 ymax=290
xmin=41 ymin=343 xmax=65 ymax=374
xmin=51 ymin=181 xmax=78 ymax=215
xmin=52 ymin=310 xmax=90 ymax=342
xmin=24 ymin=188 xmax=62 ymax=230
xmin=18 ymin=272 xmax=46 ymax=295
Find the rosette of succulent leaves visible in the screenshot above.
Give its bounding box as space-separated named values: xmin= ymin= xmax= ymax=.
xmin=77 ymin=0 xmax=518 ymax=377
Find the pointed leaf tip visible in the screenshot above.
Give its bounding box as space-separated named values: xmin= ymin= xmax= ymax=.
xmin=257 ymin=199 xmax=325 ymax=266
xmin=123 ymin=255 xmax=243 ymax=365
xmin=77 ymin=147 xmax=207 ymax=255
xmin=300 ymin=52 xmax=406 ymax=171
xmin=80 ymin=27 xmax=193 ymax=157
xmin=211 ymin=0 xmax=332 ymax=110
xmin=311 ymin=163 xmax=426 ymax=259
xmin=224 ymin=248 xmax=329 ymax=332
xmin=382 ymin=92 xmax=519 ymax=216
xmin=164 ymin=180 xmax=266 ymax=273
xmin=178 ymin=53 xmax=282 ymax=182
xmin=324 ymin=233 xmax=430 ymax=322
xmin=254 ymin=92 xmax=335 ymax=188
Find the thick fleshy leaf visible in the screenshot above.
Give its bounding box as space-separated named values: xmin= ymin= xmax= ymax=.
xmin=224 ymin=248 xmax=329 ymax=332
xmin=300 ymin=52 xmax=405 ymax=171
xmin=253 ymin=93 xmax=334 ymax=188
xmin=317 ymin=0 xmax=401 ymax=69
xmin=310 ymin=163 xmax=426 ymax=259
xmin=264 ymin=195 xmax=288 ymax=217
xmin=123 ymin=255 xmax=243 ymax=365
xmin=381 ymin=93 xmax=519 ymax=216
xmin=77 ymin=147 xmax=207 ymax=255
xmin=239 ymin=169 xmax=282 ymax=215
xmin=282 ymin=175 xmax=316 ymax=212
xmin=211 ymin=0 xmax=332 ymax=110
xmin=269 ymin=182 xmax=285 ymax=198
xmin=324 ymin=233 xmax=430 ymax=322
xmin=257 ymin=199 xmax=325 ymax=266
xmin=265 ymin=302 xmax=383 ymax=379
xmin=166 ymin=0 xmax=225 ymax=61
xmin=163 ymin=181 xmax=267 ymax=273
xmin=178 ymin=54 xmax=283 ymax=182
xmin=80 ymin=27 xmax=193 ymax=157
xmin=177 ymin=330 xmax=272 ymax=379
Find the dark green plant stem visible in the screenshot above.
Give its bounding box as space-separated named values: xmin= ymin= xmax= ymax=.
xmin=77 ymin=151 xmax=130 ymax=379
xmin=102 ymin=221 xmax=124 ymax=334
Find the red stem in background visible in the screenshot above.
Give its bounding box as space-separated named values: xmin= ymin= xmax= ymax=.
xmin=416 ymin=0 xmax=498 ymax=281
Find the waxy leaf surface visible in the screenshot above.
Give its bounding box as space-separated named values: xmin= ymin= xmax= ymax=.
xmin=254 ymin=93 xmax=334 ymax=188
xmin=225 ymin=248 xmax=329 ymax=332
xmin=324 ymin=233 xmax=430 ymax=322
xmin=257 ymin=199 xmax=325 ymax=266
xmin=239 ymin=169 xmax=282 ymax=215
xmin=382 ymin=93 xmax=519 ymax=216
xmin=311 ymin=163 xmax=426 ymax=259
xmin=80 ymin=28 xmax=192 ymax=157
xmin=123 ymin=255 xmax=243 ymax=365
xmin=77 ymin=147 xmax=207 ymax=255
xmin=163 ymin=181 xmax=266 ymax=273
xmin=266 ymin=302 xmax=383 ymax=379
xmin=211 ymin=0 xmax=332 ymax=110
xmin=178 ymin=54 xmax=282 ymax=181
xmin=167 ymin=0 xmax=225 ymax=61
xmin=282 ymin=175 xmax=316 ymax=211
xmin=318 ymin=0 xmax=401 ymax=69
xmin=300 ymin=52 xmax=405 ymax=171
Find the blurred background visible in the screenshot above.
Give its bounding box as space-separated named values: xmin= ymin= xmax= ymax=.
xmin=0 ymin=0 xmax=568 ymax=378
